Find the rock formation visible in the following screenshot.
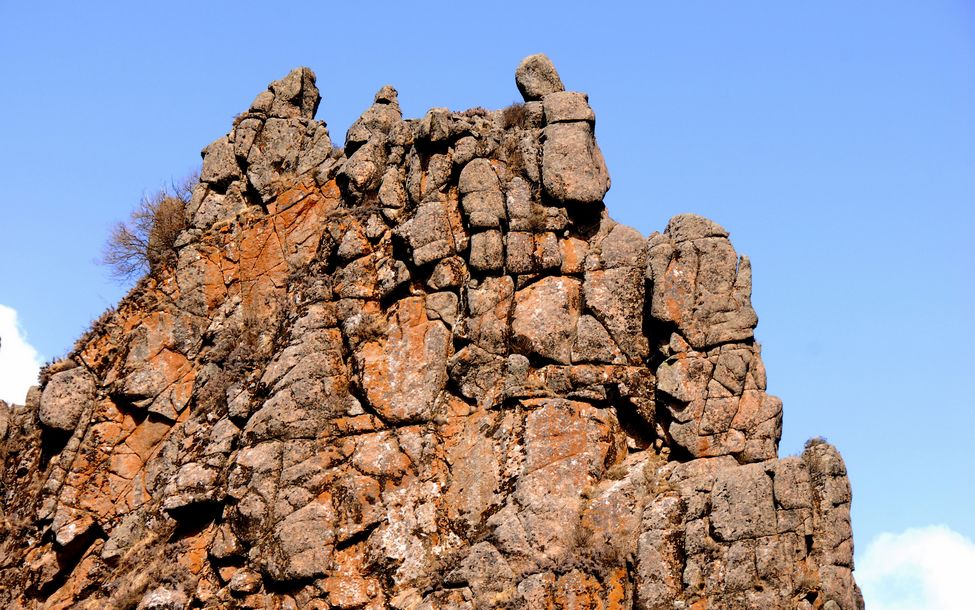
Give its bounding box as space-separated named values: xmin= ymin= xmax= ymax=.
xmin=0 ymin=55 xmax=862 ymax=609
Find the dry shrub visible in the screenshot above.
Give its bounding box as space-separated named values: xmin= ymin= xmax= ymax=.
xmin=549 ymin=519 xmax=631 ymax=576
xmin=107 ymin=545 xmax=190 ymax=610
xmin=604 ymin=463 xmax=629 ymax=481
xmin=501 ymin=102 xmax=528 ymax=129
xmin=462 ymin=106 xmax=489 ymax=118
xmin=193 ymin=367 xmax=231 ymax=416
xmin=69 ymin=305 xmax=117 ymax=358
xmin=502 ymin=138 xmax=526 ymax=177
xmin=528 ymin=202 xmax=549 ymax=232
xmin=805 ymin=436 xmax=828 ymax=449
xmin=102 ymin=173 xmax=197 ymax=282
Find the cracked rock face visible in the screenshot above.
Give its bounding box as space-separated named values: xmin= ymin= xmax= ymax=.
xmin=0 ymin=56 xmax=862 ymax=609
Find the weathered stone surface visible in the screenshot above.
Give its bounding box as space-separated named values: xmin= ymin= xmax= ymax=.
xmin=572 ymin=314 xmax=624 ymax=364
xmin=583 ymin=224 xmax=648 ymax=361
xmin=458 ymin=158 xmax=500 ymax=194
xmin=356 ymin=297 xmax=450 ymax=423
xmin=656 ymin=342 xmax=782 ymax=462
xmin=137 ymin=587 xmax=188 ymax=610
xmin=710 ymin=463 xmax=777 ymax=541
xmin=512 ymin=276 xmax=582 ymax=364
xmin=543 ymin=91 xmax=595 ymax=124
xmin=465 ymin=275 xmax=514 ymax=355
xmin=515 ymin=53 xmax=565 ymax=101
xmin=461 ymin=190 xmax=506 ymax=229
xmin=189 ymin=66 xmax=333 ymax=227
xmin=0 ymin=56 xmax=860 ymax=610
xmin=267 ymin=66 xmax=320 ymax=119
xmin=647 ymin=213 xmax=758 ymax=349
xmin=38 ymin=365 xmax=94 ymax=432
xmin=397 ymin=200 xmax=455 ymax=265
xmin=459 ymin=159 xmax=505 ymax=229
xmin=468 ymin=229 xmax=503 ymax=271
xmin=199 ymin=135 xmax=240 ymax=187
xmin=542 ymin=122 xmax=610 ymax=204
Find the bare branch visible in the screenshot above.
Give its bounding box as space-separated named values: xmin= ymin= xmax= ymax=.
xmin=100 ymin=173 xmax=196 ymax=283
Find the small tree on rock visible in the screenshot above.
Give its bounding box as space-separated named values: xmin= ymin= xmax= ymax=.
xmin=101 ymin=174 xmax=196 ymax=282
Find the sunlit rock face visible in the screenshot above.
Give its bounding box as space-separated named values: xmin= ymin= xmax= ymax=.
xmin=0 ymin=56 xmax=861 ymax=610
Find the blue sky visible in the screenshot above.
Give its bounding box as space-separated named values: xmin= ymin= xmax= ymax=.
xmin=1 ymin=2 xmax=972 ymax=605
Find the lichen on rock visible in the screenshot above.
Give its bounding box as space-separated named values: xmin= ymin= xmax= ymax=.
xmin=0 ymin=55 xmax=862 ymax=609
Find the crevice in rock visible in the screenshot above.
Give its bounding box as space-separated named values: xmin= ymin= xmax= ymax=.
xmin=166 ymin=501 xmax=222 ymax=541
xmin=334 ymin=520 xmax=381 ymax=552
xmin=37 ymin=428 xmax=72 ymax=471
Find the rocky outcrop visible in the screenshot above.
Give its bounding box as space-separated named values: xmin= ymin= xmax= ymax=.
xmin=0 ymin=56 xmax=861 ymax=609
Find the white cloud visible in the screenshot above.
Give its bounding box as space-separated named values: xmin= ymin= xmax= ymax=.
xmin=0 ymin=304 xmax=43 ymax=404
xmin=858 ymin=525 xmax=975 ymax=610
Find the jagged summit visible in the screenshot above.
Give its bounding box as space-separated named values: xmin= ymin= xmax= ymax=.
xmin=0 ymin=56 xmax=861 ymax=609
xmin=249 ymin=67 xmax=320 ymax=120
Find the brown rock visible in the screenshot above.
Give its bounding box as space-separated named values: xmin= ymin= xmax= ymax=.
xmin=465 ymin=275 xmax=514 ymax=355
xmin=469 ymin=230 xmax=504 ymax=271
xmin=356 ymin=297 xmax=451 ymax=423
xmin=583 ymin=266 xmax=647 ymax=361
xmin=542 ymin=122 xmax=611 ymax=204
xmin=0 ymin=60 xmax=860 ymax=610
xmin=647 ymin=214 xmax=758 ymax=350
xmin=267 ymin=67 xmax=320 ymax=119
xmin=397 ymin=200 xmax=455 ymax=266
xmin=512 ymin=276 xmax=582 ymax=364
xmin=542 ymin=91 xmax=595 ymax=124
xmin=38 ymin=365 xmax=94 ymax=432
xmin=515 ymin=53 xmax=565 ymax=101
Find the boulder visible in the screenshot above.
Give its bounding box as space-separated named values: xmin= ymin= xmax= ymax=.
xmin=38 ymin=365 xmax=94 ymax=432
xmin=515 ymin=53 xmax=565 ymax=101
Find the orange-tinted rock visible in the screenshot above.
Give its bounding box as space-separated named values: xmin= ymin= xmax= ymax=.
xmin=0 ymin=58 xmax=860 ymax=610
xmin=356 ymin=297 xmax=451 ymax=423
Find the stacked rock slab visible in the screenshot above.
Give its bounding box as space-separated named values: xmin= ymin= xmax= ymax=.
xmin=0 ymin=55 xmax=862 ymax=609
